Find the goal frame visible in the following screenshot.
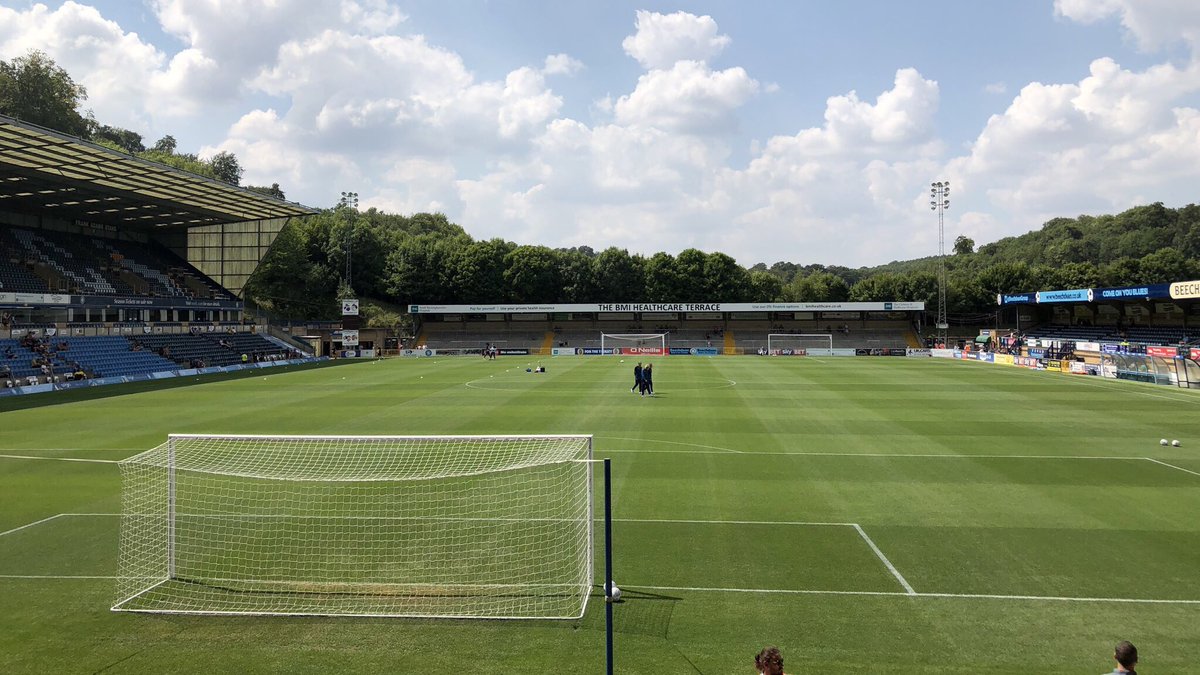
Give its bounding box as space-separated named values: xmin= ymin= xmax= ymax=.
xmin=113 ymin=433 xmax=597 ymax=620
xmin=767 ymin=333 xmax=834 ymax=356
xmin=600 ymin=332 xmax=667 ymax=356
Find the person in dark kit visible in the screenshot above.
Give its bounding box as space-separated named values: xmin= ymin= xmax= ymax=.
xmin=631 ymin=362 xmax=642 ymax=393
xmin=642 ymin=362 xmax=654 ymax=396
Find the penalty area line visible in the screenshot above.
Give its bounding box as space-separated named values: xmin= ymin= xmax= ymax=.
xmin=0 ymin=574 xmax=117 ymax=580
xmin=853 ymin=524 xmax=916 ymax=595
xmin=1144 ymin=457 xmax=1200 ymax=478
xmin=0 ymin=513 xmax=66 ymax=538
xmin=0 ymin=454 xmax=120 ymax=464
xmin=634 ymin=585 xmax=1200 ymax=605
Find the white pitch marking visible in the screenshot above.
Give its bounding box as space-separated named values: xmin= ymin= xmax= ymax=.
xmin=598 ymin=444 xmax=1145 ymax=460
xmin=0 ymin=575 xmax=117 ymax=580
xmin=1145 ymin=457 xmax=1200 ymax=478
xmin=633 ymin=585 xmax=1200 ymax=605
xmin=0 ymin=454 xmax=120 ymax=464
xmin=599 ymin=436 xmax=744 ymax=454
xmin=0 ymin=513 xmax=65 ymax=538
xmin=852 ymin=524 xmax=916 ymax=595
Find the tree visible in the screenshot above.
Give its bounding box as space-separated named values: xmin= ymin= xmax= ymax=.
xmin=93 ymin=124 xmax=145 ymax=154
xmin=207 ymin=150 xmax=243 ymax=185
xmin=702 ymin=252 xmax=752 ymax=301
xmin=0 ymin=50 xmax=90 ymax=137
xmin=748 ymin=270 xmax=782 ymax=301
xmin=593 ymin=247 xmax=644 ymax=301
xmin=785 ymin=272 xmax=848 ymax=302
xmin=152 ymin=135 xmax=177 ymax=154
xmin=246 ymin=183 xmax=286 ymax=200
xmin=953 ymin=235 xmax=974 ymax=255
xmin=503 ymin=246 xmax=563 ymax=303
xmin=642 ymin=252 xmax=686 ymax=302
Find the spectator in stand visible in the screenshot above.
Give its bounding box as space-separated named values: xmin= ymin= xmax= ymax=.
xmin=1105 ymin=641 xmax=1137 ymax=675
xmin=754 ymin=646 xmax=786 ymax=675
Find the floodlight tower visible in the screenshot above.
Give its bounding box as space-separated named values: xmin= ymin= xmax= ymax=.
xmin=930 ymin=181 xmax=950 ymax=347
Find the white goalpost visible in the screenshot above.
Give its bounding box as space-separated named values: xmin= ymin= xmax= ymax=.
xmin=600 ymin=332 xmax=667 ymax=355
xmin=113 ymin=434 xmax=594 ymax=619
xmin=766 ymin=333 xmax=834 ymax=356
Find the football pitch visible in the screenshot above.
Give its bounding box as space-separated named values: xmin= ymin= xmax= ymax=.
xmin=2 ymin=355 xmax=1200 ymax=674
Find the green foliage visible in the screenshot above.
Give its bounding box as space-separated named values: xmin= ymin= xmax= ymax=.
xmin=246 ymin=183 xmax=286 ymax=200
xmin=953 ymin=235 xmax=974 ymax=255
xmin=207 ymin=150 xmax=243 ymax=185
xmin=0 ymin=49 xmax=90 ymax=137
xmin=92 ymin=124 xmax=145 ymax=154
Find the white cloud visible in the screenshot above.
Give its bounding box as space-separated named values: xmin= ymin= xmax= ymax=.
xmin=1055 ymin=0 xmax=1200 ymax=52
xmin=621 ymin=10 xmax=731 ymax=70
xmin=614 ymin=61 xmax=759 ymax=134
xmin=543 ymin=53 xmax=583 ymax=76
xmin=984 ymin=82 xmax=1008 ymax=94
xmin=0 ymin=2 xmax=168 ymax=130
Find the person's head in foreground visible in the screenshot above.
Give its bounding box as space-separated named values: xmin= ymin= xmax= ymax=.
xmin=1112 ymin=640 xmax=1137 ymax=673
xmin=755 ymin=646 xmax=784 ymax=675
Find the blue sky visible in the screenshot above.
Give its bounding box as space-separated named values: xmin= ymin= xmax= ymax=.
xmin=2 ymin=1 xmax=1199 ymax=267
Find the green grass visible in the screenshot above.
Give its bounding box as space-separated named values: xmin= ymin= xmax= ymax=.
xmin=3 ymin=355 xmax=1200 ymax=673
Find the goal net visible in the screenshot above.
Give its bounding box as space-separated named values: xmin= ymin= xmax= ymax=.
xmin=600 ymin=332 xmax=667 ymax=356
xmin=766 ymin=333 xmax=834 ymax=356
xmin=113 ymin=434 xmax=594 ymax=619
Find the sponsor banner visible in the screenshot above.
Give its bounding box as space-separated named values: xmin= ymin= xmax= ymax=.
xmin=1046 ymin=359 xmax=1062 ymax=370
xmin=73 ymin=295 xmax=241 ymax=310
xmin=410 ymin=301 xmax=924 ymax=314
xmin=693 ymin=347 xmax=719 ymax=356
xmin=931 ymin=348 xmax=957 ymax=359
xmin=1094 ymin=284 xmax=1171 ymax=301
xmin=774 ymin=348 xmax=808 ymax=356
xmin=1036 ymin=288 xmax=1091 ymax=303
xmin=0 ymin=292 xmax=71 ymax=306
xmin=975 ymin=352 xmax=995 ymax=363
xmin=1028 ymin=348 xmax=1046 ymax=358
xmin=1014 ymin=356 xmax=1039 ymax=368
xmin=551 ymin=347 xmax=578 ymax=356
xmin=1070 ymin=361 xmax=1087 ymax=374
xmin=1075 ymin=341 xmax=1101 ymax=352
xmin=339 ymin=330 xmax=359 ymax=346
xmin=615 ymin=346 xmax=664 ymax=355
xmin=993 ymin=353 xmax=1014 ymax=366
xmin=1169 ymin=280 xmax=1200 ymax=300
xmin=998 ymin=293 xmax=1036 ymax=305
xmin=580 ymin=347 xmax=615 ymax=355
xmin=498 ymin=348 xmax=529 ymax=356
xmin=400 ymin=349 xmax=437 ymax=357
xmin=341 ymin=298 xmax=360 ymax=316
xmin=905 ymin=348 xmax=932 ymax=357
xmin=1146 ymin=346 xmax=1179 ymax=358
xmin=669 ymin=347 xmax=692 ymax=355
xmin=1191 ymin=348 xmax=1200 ymax=361
xmin=855 ymin=348 xmax=908 ymax=356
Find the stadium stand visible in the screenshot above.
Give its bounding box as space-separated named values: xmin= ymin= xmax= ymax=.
xmin=0 ymin=224 xmax=229 ymax=299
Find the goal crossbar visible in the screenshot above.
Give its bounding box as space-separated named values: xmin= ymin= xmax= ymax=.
xmin=767 ymin=333 xmax=834 ymax=355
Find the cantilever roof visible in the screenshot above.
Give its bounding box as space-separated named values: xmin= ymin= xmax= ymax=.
xmin=0 ymin=114 xmax=318 ymax=230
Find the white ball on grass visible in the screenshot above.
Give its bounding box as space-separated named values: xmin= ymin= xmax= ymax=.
xmin=606 ymin=581 xmax=621 ymax=602
xmin=1160 ymin=438 xmax=1169 ymax=446
xmin=1172 ymin=439 xmax=1181 ymax=447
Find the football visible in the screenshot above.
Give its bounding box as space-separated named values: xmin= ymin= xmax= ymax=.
xmin=1160 ymin=439 xmax=1169 ymax=446
xmin=1172 ymin=440 xmax=1181 ymax=447
xmin=606 ymin=581 xmax=621 ymax=602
